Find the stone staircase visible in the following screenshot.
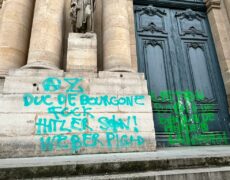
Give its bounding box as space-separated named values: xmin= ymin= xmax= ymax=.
xmin=1 ymin=146 xmax=230 ymax=180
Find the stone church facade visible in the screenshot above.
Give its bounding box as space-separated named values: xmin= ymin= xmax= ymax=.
xmin=0 ymin=0 xmax=230 ymax=159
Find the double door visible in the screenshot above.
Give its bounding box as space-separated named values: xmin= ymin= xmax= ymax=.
xmin=135 ymin=5 xmax=230 ymax=146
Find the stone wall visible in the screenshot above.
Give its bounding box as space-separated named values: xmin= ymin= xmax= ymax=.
xmin=0 ymin=70 xmax=156 ymax=158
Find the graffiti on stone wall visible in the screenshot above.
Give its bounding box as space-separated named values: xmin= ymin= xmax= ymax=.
xmin=150 ymin=91 xmax=228 ymax=146
xmin=23 ymin=77 xmax=146 ymax=153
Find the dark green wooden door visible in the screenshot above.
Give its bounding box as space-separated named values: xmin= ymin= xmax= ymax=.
xmin=135 ymin=4 xmax=230 ymax=147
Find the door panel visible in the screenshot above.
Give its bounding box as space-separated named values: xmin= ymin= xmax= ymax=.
xmin=135 ymin=5 xmax=230 ymax=147
xmin=185 ymin=42 xmax=214 ymax=99
xmin=145 ymin=40 xmax=169 ymax=96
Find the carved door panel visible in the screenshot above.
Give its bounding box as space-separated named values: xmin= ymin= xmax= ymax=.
xmin=135 ymin=5 xmax=230 ymax=147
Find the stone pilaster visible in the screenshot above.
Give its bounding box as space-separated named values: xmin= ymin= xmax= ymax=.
xmin=127 ymin=0 xmax=138 ymax=72
xmin=25 ymin=0 xmax=65 ymax=70
xmin=0 ymin=0 xmax=34 ymax=76
xmin=224 ymin=0 xmax=230 ymax=21
xmin=102 ymin=0 xmax=133 ymax=72
xmin=206 ymin=0 xmax=230 ymax=111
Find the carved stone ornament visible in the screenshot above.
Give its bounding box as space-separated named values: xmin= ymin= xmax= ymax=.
xmin=205 ymin=0 xmax=221 ymax=12
xmin=175 ymin=9 xmax=205 ymax=21
xmin=70 ymin=0 xmax=95 ymax=33
xmin=135 ymin=5 xmax=166 ymax=17
xmin=144 ymin=39 xmax=163 ymax=48
xmin=188 ymin=42 xmax=204 ymax=50
xmin=140 ymin=22 xmax=167 ymax=34
xmin=182 ymin=26 xmax=206 ymax=37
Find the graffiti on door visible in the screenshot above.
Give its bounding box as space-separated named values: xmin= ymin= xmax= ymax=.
xmin=150 ymin=91 xmax=228 ymax=146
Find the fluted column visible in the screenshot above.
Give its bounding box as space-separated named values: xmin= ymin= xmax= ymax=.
xmin=25 ymin=0 xmax=65 ymax=70
xmin=0 ymin=0 xmax=34 ymax=76
xmin=102 ymin=0 xmax=132 ymax=72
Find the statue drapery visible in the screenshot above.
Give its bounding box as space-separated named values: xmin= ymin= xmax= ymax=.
xmin=70 ymin=0 xmax=95 ymax=33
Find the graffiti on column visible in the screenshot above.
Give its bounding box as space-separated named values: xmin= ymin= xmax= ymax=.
xmin=23 ymin=77 xmax=146 ymax=153
xmin=150 ymin=91 xmax=228 ymax=146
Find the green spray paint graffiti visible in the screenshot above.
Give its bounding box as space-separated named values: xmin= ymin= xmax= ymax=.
xmin=150 ymin=91 xmax=228 ymax=146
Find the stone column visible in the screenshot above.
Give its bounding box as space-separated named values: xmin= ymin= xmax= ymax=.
xmin=0 ymin=0 xmax=34 ymax=76
xmin=206 ymin=0 xmax=230 ymax=111
xmin=25 ymin=0 xmax=65 ymax=70
xmin=102 ymin=0 xmax=132 ymax=72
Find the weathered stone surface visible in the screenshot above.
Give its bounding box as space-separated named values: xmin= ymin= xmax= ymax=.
xmin=89 ymin=78 xmax=148 ymax=95
xmin=102 ymin=0 xmax=132 ymax=72
xmin=0 ymin=132 xmax=155 ymax=158
xmin=42 ymin=167 xmax=230 ymax=180
xmin=89 ymin=113 xmax=155 ymax=133
xmin=0 ymin=77 xmax=4 ymax=93
xmin=66 ymin=33 xmax=97 ymax=72
xmin=127 ymin=0 xmax=138 ymax=72
xmin=1 ymin=146 xmax=230 ymax=179
xmin=65 ymin=71 xmax=98 ymax=78
xmin=8 ymin=69 xmax=64 ymax=77
xmin=26 ymin=0 xmax=65 ymax=69
xmin=98 ymin=71 xmax=145 ymax=80
xmin=0 ymin=0 xmax=35 ymax=76
xmin=3 ymin=76 xmax=90 ymax=94
xmin=0 ymin=114 xmax=36 ymax=137
xmin=0 ymin=94 xmax=64 ymax=113
xmin=0 ymin=71 xmax=156 ymax=157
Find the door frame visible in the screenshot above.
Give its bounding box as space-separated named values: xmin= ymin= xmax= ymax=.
xmin=133 ymin=0 xmax=230 ymax=114
xmin=133 ymin=0 xmax=206 ymax=11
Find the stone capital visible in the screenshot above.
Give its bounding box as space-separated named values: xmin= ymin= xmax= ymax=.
xmin=205 ymin=0 xmax=221 ymax=12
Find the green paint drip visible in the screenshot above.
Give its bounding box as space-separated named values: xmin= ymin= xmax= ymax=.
xmin=150 ymin=91 xmax=228 ymax=146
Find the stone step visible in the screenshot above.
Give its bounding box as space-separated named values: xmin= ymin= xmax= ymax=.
xmin=1 ymin=146 xmax=230 ymax=179
xmin=34 ymin=166 xmax=230 ymax=180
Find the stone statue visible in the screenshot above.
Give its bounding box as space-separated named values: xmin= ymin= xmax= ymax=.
xmin=70 ymin=0 xmax=94 ymax=33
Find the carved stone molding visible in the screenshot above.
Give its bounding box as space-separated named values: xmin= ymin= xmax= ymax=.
xmin=205 ymin=0 xmax=221 ymax=12
xmin=140 ymin=22 xmax=167 ymax=34
xmin=182 ymin=26 xmax=206 ymax=37
xmin=135 ymin=5 xmax=166 ymax=17
xmin=188 ymin=42 xmax=204 ymax=50
xmin=144 ymin=39 xmax=163 ymax=48
xmin=175 ymin=9 xmax=205 ymax=21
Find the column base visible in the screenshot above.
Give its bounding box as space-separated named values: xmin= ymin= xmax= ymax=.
xmin=21 ymin=61 xmax=60 ymax=71
xmin=7 ymin=68 xmax=64 ymax=78
xmin=107 ymin=67 xmax=136 ymax=73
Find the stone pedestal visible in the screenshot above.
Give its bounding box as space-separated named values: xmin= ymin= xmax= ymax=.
xmin=25 ymin=0 xmax=65 ymax=70
xmin=0 ymin=70 xmax=156 ymax=158
xmin=0 ymin=0 xmax=34 ymax=76
xmin=66 ymin=33 xmax=97 ymax=72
